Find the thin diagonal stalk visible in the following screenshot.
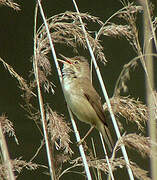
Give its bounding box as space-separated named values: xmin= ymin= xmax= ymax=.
xmin=34 ymin=2 xmax=56 ymax=180
xmin=95 ymin=5 xmax=131 ymax=41
xmin=0 ymin=122 xmax=15 ymax=180
xmin=99 ymin=133 xmax=114 ymax=180
xmin=72 ymin=1 xmax=134 ymax=180
xmin=113 ymin=53 xmax=157 ymax=97
xmin=37 ymin=1 xmax=92 ymax=179
xmin=142 ymin=0 xmax=157 ymax=180
xmin=91 ymin=138 xmax=101 ymax=180
xmin=68 ymin=108 xmax=92 ymax=180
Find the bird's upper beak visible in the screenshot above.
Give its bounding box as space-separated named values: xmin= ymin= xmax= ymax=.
xmin=58 ymin=54 xmax=72 ymax=64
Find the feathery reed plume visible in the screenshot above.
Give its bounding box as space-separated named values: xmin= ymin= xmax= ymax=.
xmin=103 ymin=96 xmax=148 ymax=132
xmin=67 ymin=155 xmax=151 ymax=180
xmin=12 ymin=158 xmax=39 ymax=174
xmin=96 ymin=2 xmax=143 ymax=52
xmin=111 ymin=133 xmax=155 ymax=159
xmin=113 ymin=57 xmax=139 ymax=96
xmin=112 ymin=158 xmax=150 ymax=180
xmin=0 ymin=158 xmax=39 ymax=179
xmin=36 ymin=11 xmax=106 ymax=63
xmin=0 ymin=114 xmax=18 ymax=144
xmin=46 ymin=105 xmax=73 ymax=155
xmin=102 ymin=24 xmax=133 ymax=39
xmin=0 ymin=58 xmax=33 ymax=95
xmin=153 ymin=17 xmax=157 ymax=32
xmin=0 ymin=119 xmax=15 ymax=180
xmin=0 ymin=0 xmax=20 ymax=10
xmin=122 ymin=133 xmax=156 ymax=158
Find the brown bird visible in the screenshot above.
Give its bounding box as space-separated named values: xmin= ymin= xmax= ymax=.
xmin=59 ymin=55 xmax=113 ymax=151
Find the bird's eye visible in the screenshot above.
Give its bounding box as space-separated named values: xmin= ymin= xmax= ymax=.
xmin=74 ymin=61 xmax=79 ymax=64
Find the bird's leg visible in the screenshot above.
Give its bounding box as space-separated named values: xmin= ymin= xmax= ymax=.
xmin=77 ymin=125 xmax=95 ymax=146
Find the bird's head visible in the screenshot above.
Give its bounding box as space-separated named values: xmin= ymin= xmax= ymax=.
xmin=58 ymin=55 xmax=90 ymax=79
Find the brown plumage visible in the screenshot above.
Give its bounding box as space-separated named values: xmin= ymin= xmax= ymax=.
xmin=59 ymin=55 xmax=114 ymax=151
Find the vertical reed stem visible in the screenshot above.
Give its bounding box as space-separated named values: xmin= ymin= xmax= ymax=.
xmin=34 ymin=2 xmax=56 ymax=179
xmin=0 ymin=122 xmax=15 ymax=180
xmin=142 ymin=1 xmax=157 ymax=179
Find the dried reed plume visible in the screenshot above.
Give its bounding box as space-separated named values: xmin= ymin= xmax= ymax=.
xmin=0 ymin=58 xmax=30 ymax=93
xmin=97 ymin=2 xmax=143 ymax=49
xmin=121 ymin=133 xmax=154 ymax=158
xmin=46 ymin=105 xmax=73 ymax=155
xmin=103 ymin=96 xmax=148 ymax=131
xmin=0 ymin=0 xmax=20 ymax=10
xmin=0 ymin=158 xmax=39 ymax=179
xmin=0 ymin=114 xmax=18 ymax=144
xmin=102 ymin=24 xmax=133 ymax=39
xmin=68 ymin=155 xmax=150 ymax=180
xmin=113 ymin=57 xmax=139 ymax=96
xmin=36 ymin=11 xmax=107 ymax=66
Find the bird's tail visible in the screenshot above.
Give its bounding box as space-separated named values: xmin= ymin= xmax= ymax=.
xmin=97 ymin=122 xmax=114 ymax=152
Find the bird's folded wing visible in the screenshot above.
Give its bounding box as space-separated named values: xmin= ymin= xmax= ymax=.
xmin=81 ymin=81 xmax=108 ymax=126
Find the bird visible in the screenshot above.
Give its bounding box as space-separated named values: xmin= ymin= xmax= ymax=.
xmin=58 ymin=54 xmax=114 ymax=151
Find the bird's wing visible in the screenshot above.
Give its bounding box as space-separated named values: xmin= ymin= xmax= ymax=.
xmin=80 ymin=78 xmax=108 ymax=126
xmin=80 ymin=78 xmax=114 ymax=151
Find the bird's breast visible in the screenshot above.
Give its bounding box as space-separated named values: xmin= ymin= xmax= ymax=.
xmin=63 ymin=79 xmax=99 ymax=125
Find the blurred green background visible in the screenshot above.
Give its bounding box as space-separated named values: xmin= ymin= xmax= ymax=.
xmin=0 ymin=0 xmax=156 ymax=179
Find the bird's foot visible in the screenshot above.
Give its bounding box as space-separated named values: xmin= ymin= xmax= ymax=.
xmin=77 ymin=126 xmax=95 ymax=146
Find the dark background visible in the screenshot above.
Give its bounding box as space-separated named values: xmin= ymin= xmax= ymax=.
xmin=0 ymin=0 xmax=156 ymax=179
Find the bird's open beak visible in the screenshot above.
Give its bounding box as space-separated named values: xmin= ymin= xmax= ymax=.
xmin=58 ymin=54 xmax=72 ymax=64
